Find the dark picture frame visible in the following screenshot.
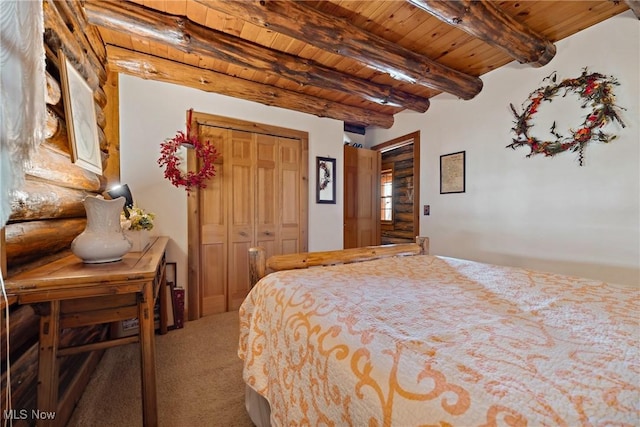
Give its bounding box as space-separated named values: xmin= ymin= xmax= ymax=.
xmin=165 ymin=262 xmax=176 ymax=285
xmin=316 ymin=157 xmax=336 ymax=204
xmin=59 ymin=50 xmax=102 ymax=175
xmin=164 ymin=262 xmax=177 ymax=330
xmin=440 ymin=151 xmax=466 ymax=194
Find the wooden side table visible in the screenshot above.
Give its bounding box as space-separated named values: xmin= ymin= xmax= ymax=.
xmin=5 ymin=236 xmax=169 ymax=427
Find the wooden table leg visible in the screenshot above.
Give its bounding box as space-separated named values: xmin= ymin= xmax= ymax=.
xmin=37 ymin=301 xmax=60 ymax=426
xmin=138 ymin=281 xmax=158 ymax=427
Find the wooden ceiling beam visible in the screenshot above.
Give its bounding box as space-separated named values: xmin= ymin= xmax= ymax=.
xmin=407 ymin=0 xmax=556 ymax=67
xmin=194 ymin=0 xmax=483 ymax=100
xmin=105 ymin=45 xmax=394 ymax=129
xmin=83 ymin=0 xmax=430 ymax=113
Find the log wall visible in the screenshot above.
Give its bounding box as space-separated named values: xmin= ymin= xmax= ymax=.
xmin=381 ymin=144 xmax=416 ymax=244
xmin=1 ymin=1 xmax=118 ymax=425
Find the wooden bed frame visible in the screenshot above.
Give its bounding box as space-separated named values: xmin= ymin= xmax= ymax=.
xmin=249 ymin=236 xmax=429 ymax=288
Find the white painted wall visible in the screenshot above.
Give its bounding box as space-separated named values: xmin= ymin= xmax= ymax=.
xmin=344 ymin=131 xmax=365 ymax=147
xmin=366 ymin=11 xmax=639 ymax=286
xmin=119 ymin=78 xmax=345 ymax=291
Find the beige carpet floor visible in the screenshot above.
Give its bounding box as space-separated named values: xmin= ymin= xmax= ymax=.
xmin=66 ymin=310 xmax=254 ymax=427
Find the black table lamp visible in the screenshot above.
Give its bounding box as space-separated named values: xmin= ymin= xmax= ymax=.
xmin=106 ymin=184 xmax=134 ymax=208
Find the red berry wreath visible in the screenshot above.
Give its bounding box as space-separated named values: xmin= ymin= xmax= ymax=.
xmin=158 ymin=111 xmax=218 ymax=192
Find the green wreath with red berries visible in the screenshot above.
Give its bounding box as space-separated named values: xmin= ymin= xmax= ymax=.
xmin=507 ymin=69 xmax=626 ymax=166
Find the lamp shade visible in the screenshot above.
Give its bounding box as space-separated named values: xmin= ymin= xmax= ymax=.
xmin=106 ymin=184 xmax=134 ymax=208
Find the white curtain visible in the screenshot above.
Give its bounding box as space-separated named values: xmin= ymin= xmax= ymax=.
xmin=0 ymin=0 xmax=46 ymax=227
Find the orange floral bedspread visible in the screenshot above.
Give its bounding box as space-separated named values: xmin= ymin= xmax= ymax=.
xmin=238 ymin=255 xmax=639 ymax=426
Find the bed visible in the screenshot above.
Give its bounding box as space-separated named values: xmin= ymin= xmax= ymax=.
xmin=239 ymin=238 xmax=639 ymax=426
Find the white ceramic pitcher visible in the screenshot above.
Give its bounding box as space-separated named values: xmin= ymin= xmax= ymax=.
xmin=71 ymin=196 xmax=132 ymax=263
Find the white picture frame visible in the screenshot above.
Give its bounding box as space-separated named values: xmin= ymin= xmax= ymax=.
xmin=59 ymin=50 xmax=102 ymax=175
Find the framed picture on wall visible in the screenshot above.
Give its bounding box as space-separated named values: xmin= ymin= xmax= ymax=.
xmin=316 ymin=156 xmax=336 ymax=204
xmin=59 ymin=50 xmax=102 ymax=175
xmin=440 ymin=151 xmax=465 ymax=194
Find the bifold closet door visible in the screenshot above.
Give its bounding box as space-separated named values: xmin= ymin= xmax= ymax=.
xmin=254 ymin=134 xmax=278 ymax=265
xmin=227 ymin=130 xmax=256 ymax=311
xmin=199 ymin=126 xmax=227 ymax=315
xmin=278 ymin=137 xmax=304 ymax=255
xmin=197 ymin=123 xmax=307 ymax=315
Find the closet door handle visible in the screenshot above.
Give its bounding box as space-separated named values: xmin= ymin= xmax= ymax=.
xmin=264 ymin=231 xmax=272 ymax=236
xmin=239 ymin=231 xmax=248 ymax=237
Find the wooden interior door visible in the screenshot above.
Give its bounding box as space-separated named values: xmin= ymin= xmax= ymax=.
xmin=278 ymin=137 xmax=306 ymax=254
xmin=344 ymin=145 xmax=381 ymax=249
xmin=189 ymin=112 xmax=309 ymax=318
xmin=255 ymin=134 xmax=278 ymax=264
xmin=226 ymin=130 xmax=256 ymax=311
xmin=198 ymin=126 xmax=227 ymax=315
xmin=344 ymin=145 xmax=358 ymax=248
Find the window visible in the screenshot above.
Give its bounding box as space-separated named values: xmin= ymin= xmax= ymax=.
xmin=381 ymin=169 xmax=393 ymax=222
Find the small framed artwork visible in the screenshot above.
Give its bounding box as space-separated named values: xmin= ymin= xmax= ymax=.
xmin=164 ymin=262 xmax=177 ymax=330
xmin=166 ymin=262 xmax=177 ymax=286
xmin=59 ymin=50 xmax=102 ymax=175
xmin=111 ymin=303 xmax=160 ymax=338
xmin=316 ymin=156 xmax=336 ymax=204
xmin=440 ymin=151 xmax=466 ymax=194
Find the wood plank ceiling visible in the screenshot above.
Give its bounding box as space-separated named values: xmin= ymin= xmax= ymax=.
xmin=84 ymin=0 xmax=636 ymax=131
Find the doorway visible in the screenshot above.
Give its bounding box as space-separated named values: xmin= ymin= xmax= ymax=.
xmin=371 ymin=131 xmax=420 ymax=244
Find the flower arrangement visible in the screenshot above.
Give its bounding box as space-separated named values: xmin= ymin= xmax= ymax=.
xmin=121 ymin=206 xmax=155 ymax=231
xmin=506 ymin=68 xmax=626 ymax=166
